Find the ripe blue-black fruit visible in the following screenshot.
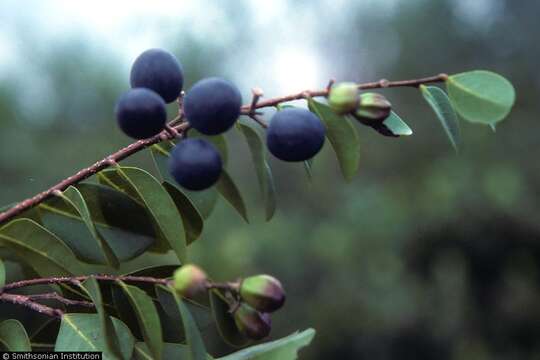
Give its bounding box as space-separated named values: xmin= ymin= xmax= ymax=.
xmin=183 ymin=77 xmax=242 ymax=135
xmin=168 ymin=138 xmax=223 ymax=191
xmin=115 ymin=88 xmax=167 ymax=139
xmin=130 ymin=48 xmax=184 ymax=103
xmin=266 ymin=108 xmax=326 ymax=162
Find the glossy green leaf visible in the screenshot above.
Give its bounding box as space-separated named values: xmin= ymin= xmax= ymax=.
xmin=420 ymin=85 xmax=460 ymax=151
xmin=218 ymin=328 xmax=316 ymax=360
xmin=303 ymin=159 xmax=314 ymax=181
xmin=117 ymin=251 xmax=181 ymax=276
xmin=98 ymin=166 xmax=186 ymax=263
xmin=175 ymin=295 xmax=208 ymax=360
xmin=151 ymin=142 xmax=219 ymax=219
xmin=111 ymin=285 xmax=142 ymax=340
xmin=56 ymin=186 xmax=119 ymax=268
xmin=81 ymin=277 xmax=123 ymax=359
xmin=55 ymin=314 xmax=134 ymax=359
xmin=134 ymin=342 xmax=214 ymax=360
xmin=0 ymin=319 xmax=31 ymax=351
xmin=380 ymin=111 xmax=413 ymax=136
xmin=0 ymin=219 xmax=83 ymax=276
xmin=209 ymin=290 xmax=251 ymax=348
xmin=116 ymin=281 xmax=162 ymax=360
xmin=216 ymin=171 xmax=249 ymax=223
xmin=237 ymin=123 xmax=276 ymax=221
xmin=155 ymin=285 xmax=214 ymax=335
xmin=158 ymin=285 xmax=207 ymax=360
xmin=307 ymin=99 xmax=361 ymax=182
xmin=163 ymin=182 xmax=204 ymax=245
xmin=0 ymin=258 xmax=5 ymax=287
xmin=39 ymin=183 xmax=155 ymax=264
xmin=446 ymin=70 xmax=516 ymax=125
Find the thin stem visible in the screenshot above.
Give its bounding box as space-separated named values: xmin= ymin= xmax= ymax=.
xmin=249 ymin=114 xmax=269 ymax=129
xmin=28 ymin=292 xmax=95 ymax=307
xmin=0 ymin=121 xmax=188 ymax=225
xmin=0 ymin=73 xmax=447 ymax=226
xmin=0 ymin=274 xmax=170 ymax=292
xmin=0 ymin=293 xmax=64 ymax=318
xmin=0 ymin=274 xmax=173 ymax=318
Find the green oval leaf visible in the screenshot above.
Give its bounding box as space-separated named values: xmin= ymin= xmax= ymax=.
xmin=446 ymin=70 xmax=516 ymax=125
xmin=307 ymin=99 xmax=361 ymax=182
xmin=55 ymin=186 xmax=119 ymax=268
xmin=0 ymin=219 xmax=83 ymax=276
xmin=116 ymin=281 xmax=162 ymax=360
xmin=209 ymin=290 xmax=251 ymax=348
xmin=98 ymin=166 xmax=186 ymax=263
xmin=0 ymin=319 xmax=31 ymax=351
xmin=39 ymin=183 xmax=155 ymax=264
xmin=218 ymin=328 xmax=316 ymax=360
xmin=376 ymin=111 xmax=413 ymax=137
xmin=0 ymin=258 xmax=5 ymax=287
xmin=420 ymin=85 xmax=461 ymax=151
xmin=55 ymin=314 xmax=134 ymax=359
xmin=157 ymin=285 xmax=208 ymax=360
xmin=237 ymin=123 xmax=277 ymax=221
xmin=216 ymin=171 xmax=249 ymax=223
xmin=163 ymin=182 xmax=204 ymax=245
xmin=134 ymin=342 xmax=214 ymax=360
xmin=303 ymin=158 xmax=314 ymax=181
xmin=81 ymin=277 xmax=123 ymax=359
xmin=155 ymin=285 xmax=213 ymax=336
xmin=151 ymin=142 xmax=219 ymax=219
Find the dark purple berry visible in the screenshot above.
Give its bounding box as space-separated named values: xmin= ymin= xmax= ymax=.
xmin=115 ymin=88 xmax=167 ymax=139
xmin=130 ymin=48 xmax=184 ymax=103
xmin=168 ymin=138 xmax=223 ymax=191
xmin=266 ymin=108 xmax=326 ymax=162
xmin=183 ymin=77 xmax=242 ymax=135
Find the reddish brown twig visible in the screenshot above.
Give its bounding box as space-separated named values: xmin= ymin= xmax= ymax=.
xmin=27 ymin=293 xmax=95 ymax=308
xmin=0 ymin=293 xmax=64 ymax=318
xmin=0 ymin=274 xmax=170 ymax=292
xmin=0 ymin=73 xmax=447 ymax=226
xmin=0 ymin=274 xmax=242 ymax=318
xmin=0 ymin=274 xmax=173 ymax=318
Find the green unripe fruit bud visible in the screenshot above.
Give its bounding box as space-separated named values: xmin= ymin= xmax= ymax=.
xmin=233 ymin=303 xmax=271 ymax=340
xmin=172 ymin=264 xmax=208 ymax=298
xmin=328 ymin=82 xmax=359 ymax=115
xmin=239 ymin=274 xmax=285 ymax=313
xmin=354 ymin=92 xmax=391 ymax=124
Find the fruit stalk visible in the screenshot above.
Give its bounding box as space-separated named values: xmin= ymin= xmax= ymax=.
xmin=0 ymin=73 xmax=447 ymax=226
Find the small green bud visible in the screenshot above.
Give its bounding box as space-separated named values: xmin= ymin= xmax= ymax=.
xmin=328 ymin=82 xmax=359 ymax=115
xmin=233 ymin=303 xmax=271 ymax=340
xmin=354 ymin=92 xmax=391 ymax=124
xmin=172 ymin=264 xmax=208 ymax=298
xmin=239 ymin=274 xmax=285 ymax=313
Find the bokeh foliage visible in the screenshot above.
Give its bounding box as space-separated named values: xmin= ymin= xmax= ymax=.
xmin=1 ymin=0 xmax=539 ymax=358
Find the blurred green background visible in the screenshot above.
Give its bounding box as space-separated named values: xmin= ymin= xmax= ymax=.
xmin=1 ymin=0 xmax=539 ymax=358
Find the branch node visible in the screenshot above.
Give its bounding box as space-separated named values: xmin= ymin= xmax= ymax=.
xmin=52 ymin=190 xmax=63 ymax=197
xmin=164 ymin=125 xmax=179 ymax=138
xmin=249 ymin=87 xmax=264 ymax=114
xmin=106 ymin=157 xmax=118 ymax=167
xmin=249 ymin=114 xmax=268 ymax=129
xmin=379 ymin=79 xmax=390 ymax=88
xmin=326 ymin=79 xmax=336 ymax=93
